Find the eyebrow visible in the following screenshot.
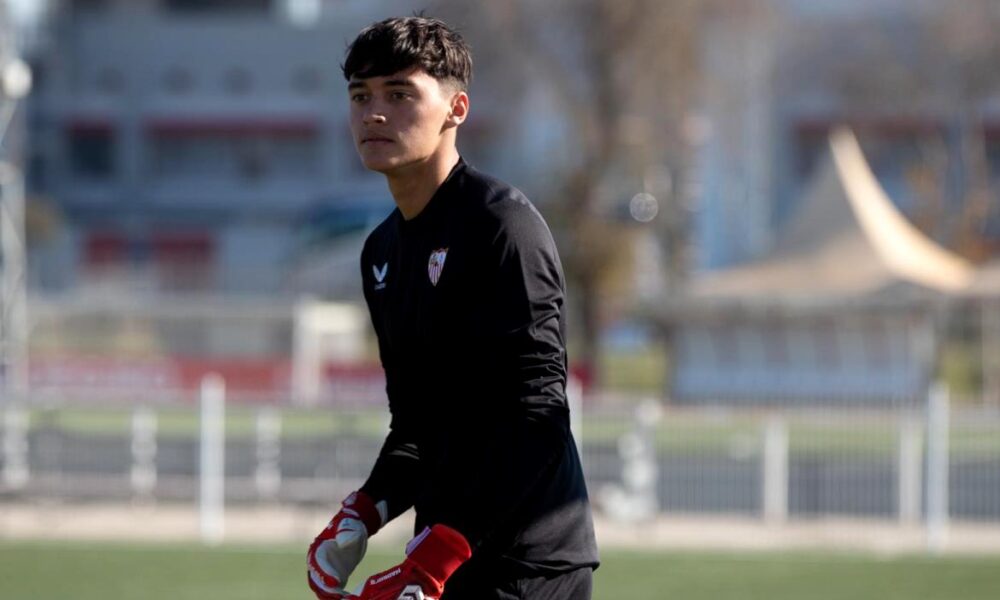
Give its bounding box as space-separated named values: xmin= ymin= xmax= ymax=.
xmin=348 ymin=78 xmax=417 ymax=90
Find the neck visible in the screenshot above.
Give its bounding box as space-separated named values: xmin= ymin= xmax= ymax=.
xmin=386 ymin=146 xmax=461 ymax=220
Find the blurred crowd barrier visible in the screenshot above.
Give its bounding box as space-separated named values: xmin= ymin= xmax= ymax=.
xmin=3 ymin=384 xmax=999 ymax=550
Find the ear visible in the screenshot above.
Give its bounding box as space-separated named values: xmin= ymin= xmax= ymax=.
xmin=445 ymin=91 xmax=469 ymax=128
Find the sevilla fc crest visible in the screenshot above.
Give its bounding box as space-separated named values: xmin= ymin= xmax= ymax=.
xmin=428 ymin=248 xmax=448 ymax=286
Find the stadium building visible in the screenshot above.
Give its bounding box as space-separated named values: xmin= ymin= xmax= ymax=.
xmin=18 ymin=0 xmax=453 ymax=397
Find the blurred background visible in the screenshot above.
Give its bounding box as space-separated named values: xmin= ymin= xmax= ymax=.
xmin=2 ymin=1 xmax=1000 ymax=599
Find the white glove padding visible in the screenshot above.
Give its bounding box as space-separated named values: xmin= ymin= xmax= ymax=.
xmin=308 ymin=491 xmax=388 ymax=598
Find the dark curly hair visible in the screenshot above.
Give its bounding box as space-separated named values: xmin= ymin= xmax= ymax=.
xmin=342 ymin=16 xmax=472 ymax=90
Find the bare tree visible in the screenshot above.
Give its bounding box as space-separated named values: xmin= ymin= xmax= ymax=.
xmin=432 ymin=0 xmax=732 ymax=384
xmin=925 ymin=2 xmax=1000 ymax=259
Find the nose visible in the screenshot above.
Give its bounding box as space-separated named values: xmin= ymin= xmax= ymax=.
xmin=363 ymin=109 xmax=387 ymax=125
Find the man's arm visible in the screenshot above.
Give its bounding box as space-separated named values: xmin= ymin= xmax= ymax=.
xmin=421 ymin=196 xmax=576 ymax=549
xmin=357 ymin=412 xmax=421 ymax=523
xmin=357 ymin=239 xmax=422 ymax=524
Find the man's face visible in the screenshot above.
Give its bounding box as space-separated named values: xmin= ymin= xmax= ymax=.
xmin=348 ymin=67 xmax=464 ymax=174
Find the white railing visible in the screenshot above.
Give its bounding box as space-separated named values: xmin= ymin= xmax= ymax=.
xmin=2 ymin=382 xmax=1000 ymax=550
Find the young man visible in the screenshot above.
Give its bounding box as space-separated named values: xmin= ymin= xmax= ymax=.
xmin=307 ymin=16 xmax=598 ymax=600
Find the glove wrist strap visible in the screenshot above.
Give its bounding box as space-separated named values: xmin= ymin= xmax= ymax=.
xmin=406 ymin=524 xmax=472 ymax=585
xmin=345 ymin=490 xmax=384 ymax=536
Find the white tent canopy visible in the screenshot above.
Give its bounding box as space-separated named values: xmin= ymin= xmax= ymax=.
xmin=685 ymin=129 xmax=973 ymax=306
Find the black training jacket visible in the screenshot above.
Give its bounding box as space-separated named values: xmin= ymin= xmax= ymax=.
xmin=358 ymin=158 xmax=599 ymax=576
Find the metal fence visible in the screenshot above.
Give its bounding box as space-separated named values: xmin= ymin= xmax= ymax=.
xmin=3 ymin=382 xmax=1000 ymax=546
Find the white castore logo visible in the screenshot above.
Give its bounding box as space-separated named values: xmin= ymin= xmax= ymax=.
xmin=370 ymin=567 xmax=401 ymax=586
xmin=373 ymin=263 xmax=388 ymax=290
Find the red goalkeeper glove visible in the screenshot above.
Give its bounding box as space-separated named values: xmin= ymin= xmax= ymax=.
xmin=307 ymin=490 xmax=387 ymax=599
xmin=354 ymin=524 xmax=471 ymax=600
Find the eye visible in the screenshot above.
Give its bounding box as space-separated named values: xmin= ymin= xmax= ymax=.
xmin=389 ymin=91 xmax=411 ymax=101
xmin=350 ymin=92 xmax=369 ymax=103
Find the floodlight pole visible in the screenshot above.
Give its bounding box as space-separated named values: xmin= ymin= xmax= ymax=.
xmin=0 ymin=0 xmax=31 ymax=400
xmin=0 ymin=0 xmax=31 ymax=494
xmin=0 ymin=160 xmax=28 ymax=398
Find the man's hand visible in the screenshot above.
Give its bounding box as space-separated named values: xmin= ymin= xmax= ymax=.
xmin=307 ymin=491 xmax=387 ymax=599
xmin=353 ymin=524 xmax=471 ymax=600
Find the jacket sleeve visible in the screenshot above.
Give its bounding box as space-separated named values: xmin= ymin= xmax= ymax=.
xmin=357 ymin=238 xmax=422 ymax=525
xmin=423 ymin=198 xmax=576 ymax=549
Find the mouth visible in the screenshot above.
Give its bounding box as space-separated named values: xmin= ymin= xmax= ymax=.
xmin=361 ymin=136 xmax=394 ymax=145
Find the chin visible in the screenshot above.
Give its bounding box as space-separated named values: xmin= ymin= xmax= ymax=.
xmin=361 ymin=153 xmax=414 ymax=175
xmin=361 ymin=158 xmax=398 ymax=174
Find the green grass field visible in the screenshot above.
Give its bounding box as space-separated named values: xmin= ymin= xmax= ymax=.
xmin=1 ymin=540 xmax=999 ymax=600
